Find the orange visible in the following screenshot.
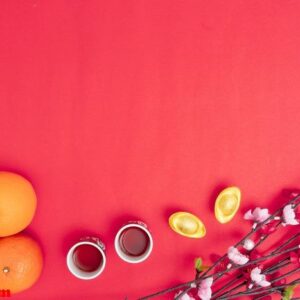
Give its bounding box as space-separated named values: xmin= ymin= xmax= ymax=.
xmin=0 ymin=234 xmax=43 ymax=294
xmin=0 ymin=171 xmax=37 ymax=237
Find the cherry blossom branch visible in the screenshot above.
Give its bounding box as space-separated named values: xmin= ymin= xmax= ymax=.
xmin=212 ymin=281 xmax=246 ymax=299
xmin=211 ymin=276 xmax=241 ymax=298
xmin=211 ymin=259 xmax=292 ymax=299
xmin=211 ymin=231 xmax=296 ymax=298
xmin=220 ymin=277 xmax=300 ymax=299
xmin=273 ymin=232 xmax=300 ymax=254
xmin=174 ymin=200 xmax=300 ymax=300
xmin=139 ymin=282 xmax=194 ymax=300
xmin=139 ymin=194 xmax=300 ymax=300
xmin=187 ymin=195 xmax=300 ymax=282
xmin=217 ymin=268 xmax=300 ymax=299
xmin=255 ymin=291 xmax=281 ymax=300
xmin=265 ymin=259 xmax=290 ymax=274
xmin=197 ymin=244 xmax=299 ymax=282
xmin=140 ymin=237 xmax=299 ymax=300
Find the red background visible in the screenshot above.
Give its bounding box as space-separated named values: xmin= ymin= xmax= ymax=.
xmin=1 ymin=1 xmax=300 ymax=299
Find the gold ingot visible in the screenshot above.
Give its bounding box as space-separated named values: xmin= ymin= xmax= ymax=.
xmin=215 ymin=186 xmax=241 ymax=223
xmin=169 ymin=212 xmax=206 ymax=238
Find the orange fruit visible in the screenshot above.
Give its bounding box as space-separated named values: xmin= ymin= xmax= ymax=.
xmin=0 ymin=171 xmax=37 ymax=237
xmin=0 ymin=234 xmax=43 ymax=294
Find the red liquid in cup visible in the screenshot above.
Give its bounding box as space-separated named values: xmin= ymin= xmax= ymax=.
xmin=120 ymin=227 xmax=150 ymax=257
xmin=73 ymin=244 xmax=103 ymax=272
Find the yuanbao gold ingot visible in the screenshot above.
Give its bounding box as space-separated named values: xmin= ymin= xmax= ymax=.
xmin=215 ymin=186 xmax=241 ymax=224
xmin=168 ymin=212 xmax=206 ymax=238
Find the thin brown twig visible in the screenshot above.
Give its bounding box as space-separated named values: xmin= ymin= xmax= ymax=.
xmin=217 ymin=277 xmax=300 ymax=299
xmin=139 ymin=194 xmax=300 ymax=300
xmin=217 ymin=268 xmax=300 ymax=300
xmin=212 ymin=259 xmax=293 ymax=299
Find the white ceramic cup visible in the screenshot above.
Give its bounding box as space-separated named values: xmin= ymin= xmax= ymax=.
xmin=66 ymin=236 xmax=106 ymax=280
xmin=114 ymin=221 xmax=153 ymax=263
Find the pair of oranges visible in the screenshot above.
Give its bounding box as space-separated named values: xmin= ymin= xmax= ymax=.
xmin=0 ymin=172 xmax=43 ymax=294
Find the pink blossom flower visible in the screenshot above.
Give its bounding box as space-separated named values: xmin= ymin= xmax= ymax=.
xmin=244 ymin=208 xmax=270 ymax=223
xmin=174 ymin=291 xmax=195 ymax=300
xmin=250 ymin=267 xmax=271 ymax=287
xmin=227 ymin=246 xmax=249 ymax=265
xmin=197 ymin=277 xmax=213 ymax=300
xmin=282 ymin=204 xmax=299 ymax=226
xmin=243 ymin=239 xmax=255 ymax=250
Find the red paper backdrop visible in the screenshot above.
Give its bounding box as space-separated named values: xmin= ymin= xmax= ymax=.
xmin=1 ymin=1 xmax=300 ymax=299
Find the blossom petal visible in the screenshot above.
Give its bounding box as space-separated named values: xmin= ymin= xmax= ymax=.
xmin=259 ymin=280 xmax=271 ymax=287
xmin=258 ymin=208 xmax=270 ymax=222
xmin=250 ymin=267 xmax=271 ymax=287
xmin=243 ymin=239 xmax=255 ymax=250
xmin=198 ymin=278 xmax=213 ymax=300
xmin=244 ymin=209 xmax=253 ymax=220
xmin=175 ymin=291 xmax=195 ymax=300
xmin=228 ymin=246 xmax=249 ymax=265
xmin=283 ymin=204 xmax=299 ymax=226
xmin=244 ymin=208 xmax=270 ymax=223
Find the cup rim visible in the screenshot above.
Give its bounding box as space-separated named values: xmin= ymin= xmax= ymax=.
xmin=66 ymin=241 xmax=106 ymax=280
xmin=114 ymin=223 xmax=153 ymax=263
